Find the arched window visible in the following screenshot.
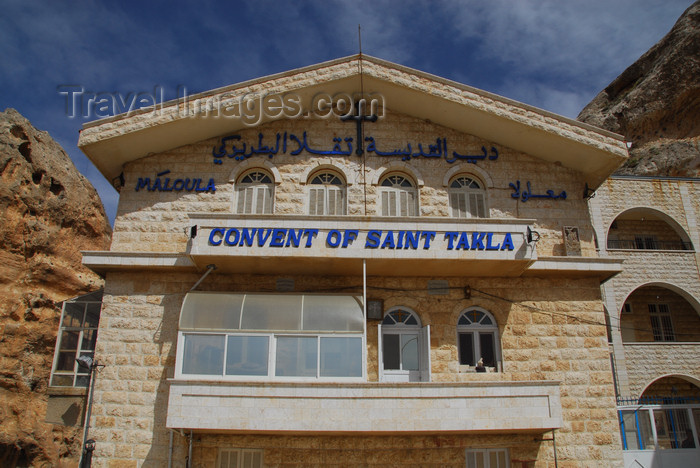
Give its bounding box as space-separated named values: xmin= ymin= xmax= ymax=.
xmin=380 ymin=174 xmax=418 ymax=216
xmin=235 ymin=171 xmax=273 ymax=214
xmin=457 ymin=308 xmax=500 ymax=370
xmin=449 ymin=176 xmax=486 ymax=218
xmin=379 ymin=307 xmax=430 ymax=382
xmin=308 ymin=172 xmax=346 ymax=215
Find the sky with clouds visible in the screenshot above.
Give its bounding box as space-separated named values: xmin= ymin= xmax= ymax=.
xmin=0 ymin=0 xmax=694 ymax=224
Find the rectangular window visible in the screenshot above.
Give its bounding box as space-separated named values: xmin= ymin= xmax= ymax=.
xmin=458 ymin=333 xmax=474 ymax=366
xmin=649 ymin=304 xmax=675 ymax=341
xmin=50 ymin=291 xmax=102 ymax=387
xmin=177 ymin=293 xmax=364 ymax=381
xmin=275 ymin=336 xmax=318 ymax=377
xmin=619 ymin=409 xmax=653 ymax=450
xmin=226 ymin=336 xmax=269 ymax=376
xmin=465 ymin=448 xmax=508 ymax=468
xmin=382 ymin=333 xmax=419 ymax=371
xmin=181 ymin=333 xmax=363 ymax=379
xmin=219 ymin=448 xmax=263 ymax=468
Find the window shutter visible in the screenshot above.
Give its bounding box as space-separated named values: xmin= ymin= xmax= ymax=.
xmin=377 ymin=323 xmax=384 ymax=381
xmin=419 ymin=325 xmax=431 ymax=382
xmin=243 ymin=187 xmax=254 ymax=214
xmin=399 ymin=191 xmax=408 ymax=217
xmin=309 ymin=188 xmax=321 ymax=215
xmin=254 ymin=186 xmax=266 ymax=214
xmin=327 ymin=188 xmax=338 ymax=215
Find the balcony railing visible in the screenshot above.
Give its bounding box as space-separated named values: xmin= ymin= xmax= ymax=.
xmin=607 ymin=239 xmax=693 ymax=251
xmin=617 ymin=395 xmax=700 ymax=406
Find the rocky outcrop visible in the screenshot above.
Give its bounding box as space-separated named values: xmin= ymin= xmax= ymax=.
xmin=578 ymin=1 xmax=700 ymax=176
xmin=0 ymin=108 xmax=111 ymax=466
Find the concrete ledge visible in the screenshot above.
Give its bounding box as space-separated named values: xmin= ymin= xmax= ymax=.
xmin=166 ymin=380 xmax=562 ymax=434
xmin=82 ymin=251 xmax=196 ymax=273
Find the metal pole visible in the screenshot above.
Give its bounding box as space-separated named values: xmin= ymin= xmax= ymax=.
xmin=79 ymin=362 xmax=98 ymax=468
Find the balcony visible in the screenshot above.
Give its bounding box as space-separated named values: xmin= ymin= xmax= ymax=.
xmin=166 ymin=380 xmax=562 ymax=434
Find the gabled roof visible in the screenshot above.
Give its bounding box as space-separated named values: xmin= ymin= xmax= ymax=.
xmin=78 ymin=55 xmax=627 ymax=186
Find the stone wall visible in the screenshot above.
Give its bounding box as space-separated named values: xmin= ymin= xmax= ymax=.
xmin=111 ymin=111 xmax=597 ymax=258
xmin=89 ymin=270 xmax=622 ymax=467
xmin=590 ymin=177 xmax=700 ymax=397
xmin=623 ymin=344 xmax=700 ymax=397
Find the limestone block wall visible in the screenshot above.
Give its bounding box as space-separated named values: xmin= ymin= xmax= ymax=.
xmin=624 ymin=344 xmax=700 ymax=397
xmin=88 ymin=270 xmax=622 ymax=467
xmin=590 ymin=177 xmax=700 ymax=397
xmin=111 ymin=112 xmax=597 ymax=258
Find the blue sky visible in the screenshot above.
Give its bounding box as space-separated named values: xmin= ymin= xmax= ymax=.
xmin=1 ymin=0 xmax=693 ymax=225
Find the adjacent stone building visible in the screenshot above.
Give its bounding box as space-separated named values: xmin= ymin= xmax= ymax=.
xmin=46 ymin=55 xmax=700 ymax=467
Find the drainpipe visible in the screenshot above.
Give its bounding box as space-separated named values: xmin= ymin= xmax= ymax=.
xmin=168 ymin=430 xmax=173 ymax=468
xmin=187 ymin=430 xmax=193 ymax=468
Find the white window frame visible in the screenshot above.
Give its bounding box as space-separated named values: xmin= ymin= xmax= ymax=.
xmin=449 ymin=176 xmax=487 ymax=218
xmin=235 ymin=170 xmax=274 ymax=214
xmin=649 ymin=303 xmax=675 ymax=341
xmin=465 ymin=448 xmax=509 ymax=468
xmin=457 ymin=307 xmax=501 ymax=371
xmin=379 ymin=174 xmax=418 ymax=217
xmin=378 ymin=307 xmax=430 ymax=382
xmin=218 ymin=448 xmax=264 ymax=468
xmin=175 ymin=331 xmax=365 ymax=382
xmin=49 ymin=291 xmax=102 ymax=388
xmin=308 ymin=171 xmax=347 ymax=215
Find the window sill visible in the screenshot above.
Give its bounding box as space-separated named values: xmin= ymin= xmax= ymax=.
xmin=47 ymin=386 xmax=88 ymax=396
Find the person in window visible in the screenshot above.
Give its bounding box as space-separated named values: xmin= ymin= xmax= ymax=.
xmin=475 ymin=358 xmax=486 ymax=373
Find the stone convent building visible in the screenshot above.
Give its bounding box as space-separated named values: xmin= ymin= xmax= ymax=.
xmin=47 ymin=56 xmax=699 ymax=467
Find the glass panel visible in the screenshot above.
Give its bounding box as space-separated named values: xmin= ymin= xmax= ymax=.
xmin=63 ymin=303 xmax=84 ymax=328
xmin=459 ymin=333 xmax=474 ymax=365
xmin=51 ymin=374 xmax=73 ymax=387
xmin=302 ymin=296 xmax=363 ymax=332
xmin=275 ymin=336 xmax=317 ymax=377
xmin=81 ymin=329 xmax=98 ymax=351
xmin=59 ymin=330 xmax=79 ymax=350
xmin=180 ymin=293 xmax=244 ymax=331
xmin=56 ymin=351 xmax=76 ymax=371
xmin=654 ymin=409 xmax=684 ymax=449
xmin=382 ymin=334 xmax=400 ymax=369
xmin=75 ymin=375 xmax=90 ymax=387
xmin=182 ymin=334 xmax=225 ymax=375
xmin=242 ymin=295 xmax=302 ymax=331
xmin=84 ymin=303 xmax=101 ymax=328
xmin=401 ymin=334 xmax=419 ymax=371
xmin=621 ymin=411 xmax=641 ymax=450
xmin=479 ymin=332 xmax=495 ymax=367
xmin=320 ymin=337 xmax=362 ymax=377
xmin=226 ymin=336 xmax=269 ymax=376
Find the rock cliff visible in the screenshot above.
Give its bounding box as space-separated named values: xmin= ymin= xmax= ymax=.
xmin=578 ymin=1 xmax=700 ymax=176
xmin=0 ymin=108 xmax=111 ymax=466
